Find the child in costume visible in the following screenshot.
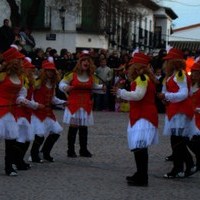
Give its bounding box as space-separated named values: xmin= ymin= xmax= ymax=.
xmin=29 ymin=58 xmax=66 ymax=163
xmin=112 ymin=52 xmax=159 ymax=186
xmin=0 ymin=46 xmax=25 ymax=176
xmin=59 ymin=50 xmax=105 ymax=158
xmin=158 ymin=48 xmax=196 ymax=178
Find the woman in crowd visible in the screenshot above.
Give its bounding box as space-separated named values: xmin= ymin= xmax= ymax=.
xmin=59 ymin=50 xmax=105 ymax=158
xmin=29 ymin=58 xmax=66 ymax=163
xmin=158 ymin=48 xmax=196 ymax=178
xmin=0 ymin=46 xmax=25 ymax=176
xmin=111 ymin=52 xmax=159 ymax=187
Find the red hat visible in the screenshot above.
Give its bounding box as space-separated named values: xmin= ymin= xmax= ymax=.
xmin=2 ymin=47 xmax=25 ymax=62
xmin=191 ymin=61 xmax=200 ymax=71
xmin=163 ymin=48 xmax=184 ymax=60
xmin=79 ymin=50 xmax=90 ymax=58
xmin=42 ymin=60 xmax=56 ymax=70
xmin=128 ymin=52 xmax=151 ymax=66
xmin=23 ymin=57 xmax=35 ymax=69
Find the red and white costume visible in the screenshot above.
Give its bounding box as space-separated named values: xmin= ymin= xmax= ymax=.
xmin=15 ymin=77 xmax=38 ymax=142
xmin=117 ymin=75 xmax=158 ymax=150
xmin=162 ymin=71 xmax=195 ymax=137
xmin=192 ymin=84 xmax=200 ymax=135
xmin=0 ymin=73 xmax=22 ymax=139
xmin=59 ymin=72 xmax=103 ymax=126
xmin=31 ymin=79 xmax=65 ymax=137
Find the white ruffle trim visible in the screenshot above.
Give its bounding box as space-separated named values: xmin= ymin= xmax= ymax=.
xmin=0 ymin=113 xmax=19 ymax=139
xmin=163 ymin=114 xmax=196 ymax=137
xmin=31 ymin=115 xmax=63 ymax=137
xmin=63 ymin=107 xmax=94 ymax=126
xmin=17 ymin=117 xmax=34 ymax=142
xmin=127 ymin=119 xmax=158 ymax=150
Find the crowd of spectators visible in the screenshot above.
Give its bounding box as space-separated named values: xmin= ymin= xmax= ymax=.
xmin=1 ymin=18 xmax=200 ymax=113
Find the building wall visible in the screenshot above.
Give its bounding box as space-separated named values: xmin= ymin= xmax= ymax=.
xmin=32 ymin=31 xmax=77 ymax=53
xmin=0 ymin=0 xmax=11 ymax=26
xmin=170 ymin=27 xmax=200 ymax=42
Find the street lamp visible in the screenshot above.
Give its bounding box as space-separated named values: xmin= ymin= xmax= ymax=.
xmin=59 ymin=6 xmax=66 ymax=31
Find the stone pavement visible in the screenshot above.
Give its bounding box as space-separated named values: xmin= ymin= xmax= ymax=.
xmin=0 ymin=111 xmax=200 ymax=200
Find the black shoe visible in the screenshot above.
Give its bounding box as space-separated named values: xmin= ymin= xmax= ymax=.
xmin=67 ymin=150 xmax=77 ymax=158
xmin=29 ymin=155 xmax=43 ymax=163
xmin=163 ymin=170 xmax=185 ymax=179
xmin=5 ymin=167 xmax=18 ymax=176
xmin=165 ymin=155 xmax=174 ymax=161
xmin=185 ymin=166 xmax=197 ymax=177
xmin=127 ymin=180 xmax=148 ymax=187
xmin=16 ymin=162 xmax=31 ymax=170
xmin=79 ymin=150 xmax=92 ymax=157
xmin=43 ymin=154 xmax=54 ymax=162
xmin=126 ymin=173 xmax=137 ymax=181
xmin=126 ymin=173 xmax=148 ymax=187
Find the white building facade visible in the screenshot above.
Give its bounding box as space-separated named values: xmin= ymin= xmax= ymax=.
xmin=0 ymin=0 xmax=177 ymax=53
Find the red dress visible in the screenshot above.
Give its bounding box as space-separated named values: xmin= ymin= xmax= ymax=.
xmin=67 ymin=73 xmax=93 ymax=115
xmin=0 ymin=75 xmax=22 ymax=119
xmin=192 ymin=88 xmax=200 ymax=130
xmin=32 ymin=84 xmax=56 ymax=121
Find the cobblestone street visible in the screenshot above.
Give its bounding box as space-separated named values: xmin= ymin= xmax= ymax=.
xmin=0 ymin=111 xmax=199 ymax=200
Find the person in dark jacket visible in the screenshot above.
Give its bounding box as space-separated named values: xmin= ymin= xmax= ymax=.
xmin=0 ymin=19 xmax=15 ymax=53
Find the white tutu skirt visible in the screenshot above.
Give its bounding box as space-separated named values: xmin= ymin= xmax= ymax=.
xmin=127 ymin=118 xmax=159 ymax=150
xmin=17 ymin=117 xmax=34 ymax=142
xmin=163 ymin=114 xmax=196 ymax=137
xmin=0 ymin=113 xmax=19 ymax=140
xmin=31 ymin=115 xmax=63 ymax=137
xmin=63 ymin=107 xmax=94 ymax=126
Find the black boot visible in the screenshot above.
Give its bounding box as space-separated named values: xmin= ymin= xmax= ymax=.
xmin=127 ymin=148 xmax=148 ymax=186
xmin=67 ymin=126 xmax=78 ymax=157
xmin=41 ymin=133 xmax=60 ymax=162
xmin=30 ymin=135 xmax=44 ymax=163
xmin=187 ymin=135 xmax=200 ymax=171
xmin=5 ymin=140 xmax=18 ymax=176
xmin=79 ymin=126 xmax=92 ymax=157
xmin=14 ymin=141 xmax=31 ymax=170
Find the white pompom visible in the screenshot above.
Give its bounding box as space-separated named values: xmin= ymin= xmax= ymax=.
xmin=25 ymin=57 xmax=32 ymax=63
xmin=166 ymin=44 xmax=173 ymax=53
xmin=131 ymin=47 xmax=139 ymax=57
xmin=10 ymin=44 xmax=19 ymax=50
xmin=47 ymin=56 xmax=54 ymax=63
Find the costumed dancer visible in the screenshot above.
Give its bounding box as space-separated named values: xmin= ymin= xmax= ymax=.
xmin=187 ymin=61 xmax=200 ymax=171
xmin=157 ymin=48 xmax=196 ymax=178
xmin=0 ymin=45 xmax=25 ymax=176
xmin=29 ymin=58 xmax=66 ymax=163
xmin=59 ymin=50 xmax=105 ymax=158
xmin=111 ymin=52 xmax=159 ymax=187
xmin=14 ymin=57 xmax=44 ymax=170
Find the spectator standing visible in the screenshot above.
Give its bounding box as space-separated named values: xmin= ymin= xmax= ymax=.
xmin=19 ymin=27 xmax=35 ymax=56
xmin=0 ymin=19 xmax=15 ymax=53
xmin=94 ymin=58 xmax=113 ymax=111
